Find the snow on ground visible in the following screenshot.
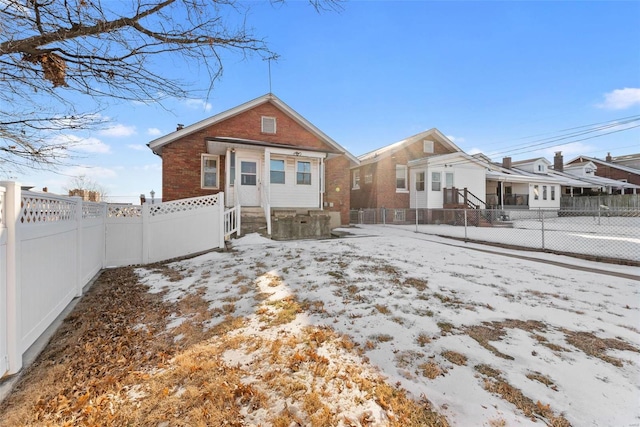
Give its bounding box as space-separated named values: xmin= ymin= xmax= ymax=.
xmin=137 ymin=225 xmax=640 ymax=426
xmin=396 ymin=216 xmax=640 ymax=262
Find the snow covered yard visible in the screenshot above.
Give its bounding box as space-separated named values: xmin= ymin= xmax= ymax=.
xmin=1 ymin=225 xmax=638 ymax=426
xmin=139 ymin=226 xmax=639 ymax=426
xmin=405 ymin=215 xmax=640 ymax=262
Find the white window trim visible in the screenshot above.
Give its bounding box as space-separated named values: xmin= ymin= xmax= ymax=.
xmin=432 ymin=172 xmax=442 ymax=192
xmin=270 ymin=158 xmax=286 ymax=184
xmin=415 ymin=172 xmax=425 ymax=191
xmin=352 ymin=169 xmax=360 ymax=189
xmin=396 ymin=165 xmax=408 ymax=193
xmin=261 ymin=116 xmax=276 ymax=134
xmin=201 ymin=154 xmax=220 ymax=189
xmin=296 ymin=160 xmax=312 ymax=185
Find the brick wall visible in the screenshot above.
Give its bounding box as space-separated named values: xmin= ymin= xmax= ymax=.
xmin=351 ymin=138 xmax=456 ymax=209
xmin=324 ymin=155 xmax=351 ymax=224
xmin=161 ymin=100 xmax=352 ymax=216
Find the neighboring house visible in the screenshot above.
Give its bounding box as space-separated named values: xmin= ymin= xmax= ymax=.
xmin=481 ymin=156 xmax=564 ymax=210
xmin=350 ymin=129 xmax=462 ymax=209
xmin=408 ymin=152 xmax=487 ymax=209
xmin=566 ymin=153 xmax=640 ymax=194
xmin=147 ymin=93 xmax=359 ymax=233
xmin=607 ymin=152 xmax=640 ymax=170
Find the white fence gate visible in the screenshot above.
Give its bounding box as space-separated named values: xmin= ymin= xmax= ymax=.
xmin=0 ymin=182 xmax=229 ymax=378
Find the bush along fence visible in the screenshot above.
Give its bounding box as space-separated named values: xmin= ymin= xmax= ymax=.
xmin=0 ymin=182 xmax=236 ymax=378
xmin=350 ymin=207 xmax=640 ymax=265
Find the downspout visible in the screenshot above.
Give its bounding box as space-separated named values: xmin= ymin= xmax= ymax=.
xmin=320 ymin=155 xmax=325 ymax=209
xmin=264 ymin=149 xmax=271 ymax=236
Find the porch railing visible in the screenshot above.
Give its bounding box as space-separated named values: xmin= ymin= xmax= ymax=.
xmin=444 ymin=187 xmax=487 ymax=209
xmin=224 ymin=205 xmax=240 ymax=238
xmin=486 ymin=193 xmax=530 ymax=208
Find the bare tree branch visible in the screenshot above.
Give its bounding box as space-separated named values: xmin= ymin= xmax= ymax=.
xmin=0 ymin=0 xmax=341 ymax=173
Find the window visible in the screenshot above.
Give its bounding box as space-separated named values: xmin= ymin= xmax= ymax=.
xmin=543 ymin=185 xmax=548 ymax=200
xmin=352 ymin=169 xmax=360 ymax=189
xmin=394 ymin=209 xmax=406 ymax=222
xmin=445 ymin=172 xmax=454 ymax=189
xmin=551 ymin=186 xmax=556 ymax=201
xmin=396 ymin=165 xmax=407 ymax=191
xmin=241 ymin=161 xmax=257 ymax=185
xmin=432 ymin=172 xmax=441 ymax=191
xmin=415 ymin=172 xmax=425 ymax=191
xmin=270 ymin=159 xmax=285 ymax=184
xmin=297 ymin=161 xmax=311 ymax=185
xmin=229 ymin=151 xmax=236 ymax=186
xmin=201 ymin=154 xmax=219 ymax=189
xmin=533 ymin=185 xmax=539 ymax=200
xmin=423 ymin=140 xmax=434 ymax=153
xmin=261 ymin=116 xmax=276 ymax=134
xmin=364 ymin=172 xmax=373 ymax=184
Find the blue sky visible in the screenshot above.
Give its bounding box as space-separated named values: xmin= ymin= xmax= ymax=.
xmin=11 ymin=1 xmax=640 ymax=203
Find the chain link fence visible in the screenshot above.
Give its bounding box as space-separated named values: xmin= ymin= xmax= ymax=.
xmin=349 ymin=207 xmax=640 ymax=264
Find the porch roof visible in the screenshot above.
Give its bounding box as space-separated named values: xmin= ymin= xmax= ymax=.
xmin=486 ymin=170 xmax=564 ymax=185
xmin=206 ymin=136 xmax=340 ymax=157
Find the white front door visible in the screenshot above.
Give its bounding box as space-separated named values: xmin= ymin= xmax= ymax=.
xmin=238 ymin=157 xmax=261 ymax=206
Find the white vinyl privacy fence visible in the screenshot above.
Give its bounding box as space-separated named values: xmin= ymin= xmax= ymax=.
xmin=0 ymin=182 xmax=233 ymax=378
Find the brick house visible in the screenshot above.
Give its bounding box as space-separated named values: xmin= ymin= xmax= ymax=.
xmin=147 ymin=93 xmax=359 ymax=233
xmin=566 ymin=153 xmax=640 ymax=194
xmin=350 ymin=128 xmax=462 ymax=209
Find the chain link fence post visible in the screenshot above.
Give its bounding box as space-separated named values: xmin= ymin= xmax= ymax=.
xmin=541 ymin=209 xmax=545 ymax=250
xmin=464 ymin=209 xmax=468 ymax=242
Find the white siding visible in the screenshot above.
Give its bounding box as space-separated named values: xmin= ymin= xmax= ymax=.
xmin=270 ymin=157 xmax=320 ymax=208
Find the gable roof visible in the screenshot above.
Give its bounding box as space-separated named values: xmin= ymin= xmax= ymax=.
xmin=147 ymin=93 xmax=359 ymax=165
xmin=567 ymin=155 xmax=640 ymax=176
xmin=511 ymin=157 xmax=552 ymax=166
xmin=357 ymin=128 xmax=461 ymax=165
xmin=408 ymin=151 xmax=488 ymax=169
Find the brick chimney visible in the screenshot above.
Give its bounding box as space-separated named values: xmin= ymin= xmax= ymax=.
xmin=606 ymin=152 xmax=612 ymax=162
xmin=502 ymin=157 xmax=512 ymax=169
xmin=554 ymin=151 xmax=563 ymax=172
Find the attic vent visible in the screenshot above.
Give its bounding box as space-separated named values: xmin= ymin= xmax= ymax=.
xmin=423 ymin=140 xmax=434 ymax=153
xmin=262 ymin=116 xmax=276 ymax=134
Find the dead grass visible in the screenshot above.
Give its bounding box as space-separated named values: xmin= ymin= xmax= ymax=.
xmin=0 ymin=263 xmax=450 ymax=427
xmin=526 ymin=371 xmax=558 ymax=391
xmin=562 ymin=329 xmax=639 ymax=366
xmin=418 ymin=361 xmax=444 ymax=379
xmin=474 ymin=365 xmax=571 ymax=426
xmin=465 ymin=319 xmax=548 ymax=360
xmin=442 ymin=350 xmax=467 ymax=366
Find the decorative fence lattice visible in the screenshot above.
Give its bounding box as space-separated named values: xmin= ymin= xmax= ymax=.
xmin=149 ymin=194 xmax=220 ymax=217
xmin=107 ymin=205 xmax=142 ymax=218
xmin=82 ymin=202 xmax=105 ymax=219
xmin=20 ymin=193 xmax=77 ymax=224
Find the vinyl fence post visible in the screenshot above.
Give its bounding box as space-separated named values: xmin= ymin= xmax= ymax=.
xmin=2 ymin=181 xmax=22 ymax=374
xmin=142 ymin=202 xmax=150 ymax=264
xmin=464 ymin=209 xmax=468 ymax=242
xmin=73 ymin=196 xmax=83 ymax=297
xmin=219 ymin=193 xmax=225 ymax=249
